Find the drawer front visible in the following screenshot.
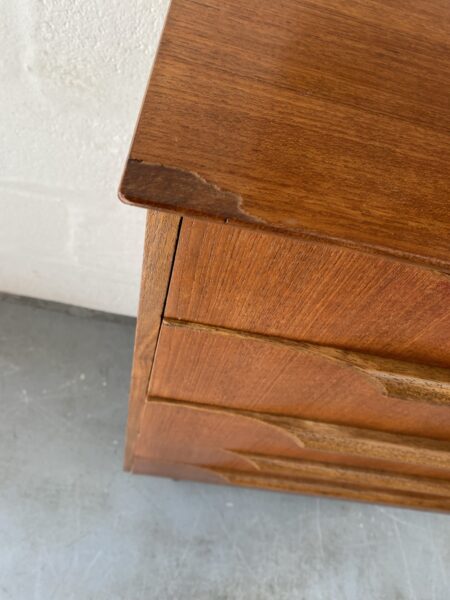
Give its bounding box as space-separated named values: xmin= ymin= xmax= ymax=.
xmin=166 ymin=220 xmax=450 ymax=368
xmin=134 ymin=399 xmax=450 ymax=511
xmin=131 ymin=218 xmax=450 ymax=510
xmin=149 ymin=321 xmax=450 ymax=442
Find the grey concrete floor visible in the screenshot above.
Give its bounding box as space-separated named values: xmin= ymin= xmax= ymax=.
xmin=0 ymin=295 xmax=449 ymax=600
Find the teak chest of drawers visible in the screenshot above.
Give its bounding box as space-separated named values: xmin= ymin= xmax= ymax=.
xmin=119 ymin=0 xmax=450 ymax=511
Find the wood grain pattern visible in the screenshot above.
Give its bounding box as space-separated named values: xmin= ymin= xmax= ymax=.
xmin=146 ymin=398 xmax=450 ymax=471
xmin=133 ymin=399 xmax=450 ymax=511
xmin=132 ymin=456 xmax=224 ymax=485
xmin=149 ymin=321 xmax=450 ymax=441
xmin=137 ymin=398 xmax=450 ymax=482
xmin=213 ymin=471 xmax=450 ymax=513
xmin=236 ymin=452 xmax=450 ymax=498
xmin=120 ymin=0 xmax=450 ymax=270
xmin=166 ymin=220 xmax=450 ymax=368
xmin=132 ymin=457 xmax=450 ymax=512
xmin=121 ymin=0 xmax=450 ymax=509
xmin=164 ymin=318 xmax=450 ymax=408
xmin=123 ymin=210 xmax=180 ymax=470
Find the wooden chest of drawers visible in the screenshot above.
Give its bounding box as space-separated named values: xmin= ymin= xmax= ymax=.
xmin=119 ymin=0 xmax=450 ymax=511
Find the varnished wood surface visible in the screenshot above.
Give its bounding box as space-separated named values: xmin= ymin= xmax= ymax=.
xmin=132 ymin=456 xmax=224 ymax=485
xmin=166 ymin=220 xmax=450 ymax=368
xmin=162 ymin=319 xmax=450 ymax=408
xmin=214 ymin=471 xmax=450 ymax=513
xmin=238 ymin=453 xmax=450 ymax=498
xmin=133 ymin=399 xmax=450 ymax=511
xmin=137 ymin=398 xmax=450 ymax=481
xmin=120 ymin=0 xmax=450 ymax=270
xmin=133 ymin=457 xmax=450 ymax=513
xmin=149 ymin=320 xmax=450 ymax=441
xmin=123 ymin=211 xmax=180 ymax=469
xmin=120 ymin=0 xmax=450 ymax=507
xmin=123 ymin=217 xmax=450 ymax=508
xmin=145 ymin=397 xmax=450 ymax=471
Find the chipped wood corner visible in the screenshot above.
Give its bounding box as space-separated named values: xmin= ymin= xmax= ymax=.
xmin=119 ymin=158 xmax=264 ymax=226
xmin=119 ymin=160 xmax=450 ymax=275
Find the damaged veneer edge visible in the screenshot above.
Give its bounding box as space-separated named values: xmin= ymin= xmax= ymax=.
xmin=119 ymin=159 xmax=450 ymax=275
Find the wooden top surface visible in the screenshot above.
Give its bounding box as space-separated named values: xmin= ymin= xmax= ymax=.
xmin=120 ymin=0 xmax=450 ymax=270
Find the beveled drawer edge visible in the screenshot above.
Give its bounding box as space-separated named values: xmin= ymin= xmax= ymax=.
xmin=232 ymin=451 xmax=450 ymax=497
xmin=209 ymin=469 xmax=450 ymax=513
xmin=162 ymin=318 xmax=450 ymax=408
xmin=146 ymin=396 xmax=450 ymax=471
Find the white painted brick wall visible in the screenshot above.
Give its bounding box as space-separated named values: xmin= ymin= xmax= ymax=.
xmin=0 ymin=0 xmax=170 ymax=315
